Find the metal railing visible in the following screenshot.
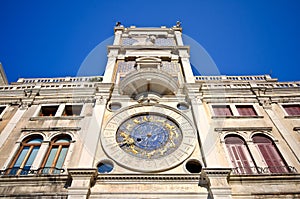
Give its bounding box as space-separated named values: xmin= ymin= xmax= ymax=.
xmin=0 ymin=167 xmax=65 ymax=176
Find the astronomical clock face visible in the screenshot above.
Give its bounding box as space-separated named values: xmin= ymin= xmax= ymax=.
xmin=116 ymin=114 xmax=183 ymax=159
xmin=101 ymin=106 xmax=196 ymax=172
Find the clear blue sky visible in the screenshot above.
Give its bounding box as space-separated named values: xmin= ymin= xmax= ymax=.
xmin=0 ymin=0 xmax=299 ymax=83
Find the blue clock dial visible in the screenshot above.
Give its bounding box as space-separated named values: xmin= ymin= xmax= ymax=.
xmin=116 ymin=114 xmax=183 ymax=159
xmin=131 ymin=122 xmax=169 ymax=150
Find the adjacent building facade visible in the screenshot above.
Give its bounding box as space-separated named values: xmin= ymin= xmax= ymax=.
xmin=0 ymin=25 xmax=299 ymax=198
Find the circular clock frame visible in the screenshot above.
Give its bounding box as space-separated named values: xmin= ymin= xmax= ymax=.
xmin=101 ymin=106 xmax=196 ymax=172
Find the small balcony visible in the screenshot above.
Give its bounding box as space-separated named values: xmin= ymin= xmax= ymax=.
xmin=119 ymin=68 xmax=179 ymax=97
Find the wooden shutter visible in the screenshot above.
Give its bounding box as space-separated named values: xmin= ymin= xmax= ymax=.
xmin=236 ymin=105 xmax=257 ymax=116
xmin=225 ymin=136 xmax=255 ymax=174
xmin=283 ymin=105 xmax=300 ymax=116
xmin=213 ymin=105 xmax=232 ymax=116
xmin=253 ymin=135 xmax=288 ymax=173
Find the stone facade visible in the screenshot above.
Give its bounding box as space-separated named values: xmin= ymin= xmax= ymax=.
xmin=0 ymin=25 xmax=299 ymax=198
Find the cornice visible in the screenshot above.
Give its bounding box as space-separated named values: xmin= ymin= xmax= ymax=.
xmin=21 ymin=127 xmax=81 ymax=132
xmin=97 ymin=174 xmax=203 ymax=183
xmin=215 ymin=127 xmax=272 ymax=132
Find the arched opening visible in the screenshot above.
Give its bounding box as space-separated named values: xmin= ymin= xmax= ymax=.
xmin=225 ymin=135 xmax=257 ymax=174
xmin=7 ymin=135 xmax=43 ymax=175
xmin=252 ymin=134 xmax=289 ymax=173
xmin=40 ymin=135 xmax=71 ymax=174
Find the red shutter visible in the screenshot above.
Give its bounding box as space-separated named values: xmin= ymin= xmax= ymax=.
xmin=213 ymin=106 xmax=232 ymax=116
xmin=284 ymin=105 xmax=300 ymax=116
xmin=253 ymin=135 xmax=288 ymax=173
xmin=236 ymin=105 xmax=257 ymax=116
xmin=225 ymin=136 xmax=255 ymax=174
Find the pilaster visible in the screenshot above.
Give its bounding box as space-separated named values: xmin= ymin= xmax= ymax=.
xmin=203 ymin=168 xmax=232 ymax=199
xmin=77 ymin=84 xmax=112 ymax=168
xmin=0 ymin=108 xmax=27 ymax=148
xmin=179 ymin=50 xmax=195 ymax=83
xmin=187 ymin=84 xmax=225 ymax=168
xmin=67 ymin=168 xmax=98 ymax=199
xmin=103 ymin=49 xmax=118 ymax=83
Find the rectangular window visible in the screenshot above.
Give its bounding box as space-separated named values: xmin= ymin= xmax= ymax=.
xmin=63 ymin=105 xmax=83 ymax=116
xmin=0 ymin=106 xmax=5 ymax=115
xmin=39 ymin=106 xmax=59 ymax=116
xmin=236 ymin=105 xmax=257 ymax=116
xmin=283 ymin=104 xmax=300 ymax=116
xmin=213 ymin=105 xmax=233 ymax=116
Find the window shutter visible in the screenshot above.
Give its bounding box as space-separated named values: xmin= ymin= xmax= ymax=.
xmin=236 ymin=105 xmax=257 ymax=116
xmin=283 ymin=105 xmax=300 ymax=116
xmin=213 ymin=105 xmax=232 ymax=116
xmin=253 ymin=135 xmax=288 ymax=173
xmin=225 ymin=136 xmax=255 ymax=174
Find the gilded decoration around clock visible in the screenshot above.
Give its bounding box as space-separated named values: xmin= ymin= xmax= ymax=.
xmin=101 ymin=106 xmax=196 ymax=172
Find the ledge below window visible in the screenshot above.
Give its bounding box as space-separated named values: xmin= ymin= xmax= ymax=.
xmin=212 ymin=115 xmax=263 ymax=119
xmin=30 ymin=116 xmax=84 ymax=121
xmin=293 ymin=127 xmax=300 ymax=131
xmin=284 ymin=115 xmax=300 ymax=119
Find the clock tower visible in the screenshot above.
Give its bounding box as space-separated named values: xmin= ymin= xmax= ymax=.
xmin=90 ymin=24 xmax=212 ymax=198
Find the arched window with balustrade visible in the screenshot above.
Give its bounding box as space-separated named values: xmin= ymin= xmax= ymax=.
xmin=252 ymin=134 xmax=288 ymax=173
xmin=225 ymin=135 xmax=257 ymax=174
xmin=40 ymin=135 xmax=71 ymax=174
xmin=7 ymin=135 xmax=43 ymax=175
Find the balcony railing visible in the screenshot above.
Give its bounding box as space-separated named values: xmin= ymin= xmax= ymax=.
xmin=36 ymin=167 xmax=65 ymax=175
xmin=231 ymin=165 xmax=297 ymax=175
xmin=231 ymin=166 xmax=262 ymax=174
xmin=0 ymin=167 xmax=65 ymax=176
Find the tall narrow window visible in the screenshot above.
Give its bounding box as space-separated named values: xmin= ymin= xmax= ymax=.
xmin=252 ymin=135 xmax=288 ymax=173
xmin=283 ymin=104 xmax=300 ymax=116
xmin=225 ymin=135 xmax=256 ymax=174
xmin=7 ymin=135 xmax=43 ymax=175
xmin=236 ymin=105 xmax=257 ymax=116
xmin=40 ymin=135 xmax=71 ymax=174
xmin=213 ymin=105 xmax=233 ymax=116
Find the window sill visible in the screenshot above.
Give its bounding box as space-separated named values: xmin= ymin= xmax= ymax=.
xmin=30 ymin=116 xmax=84 ymax=121
xmin=212 ymin=115 xmax=263 ymax=119
xmin=293 ymin=127 xmax=300 ymax=131
xmin=284 ymin=115 xmax=300 ymax=119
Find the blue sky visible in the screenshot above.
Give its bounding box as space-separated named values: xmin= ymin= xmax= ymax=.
xmin=0 ymin=0 xmax=299 ymax=83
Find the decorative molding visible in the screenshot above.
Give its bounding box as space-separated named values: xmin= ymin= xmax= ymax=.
xmin=21 ymin=127 xmax=81 ymax=132
xmin=215 ymin=127 xmax=272 ymax=132
xmin=229 ymin=173 xmax=300 ymax=182
xmin=212 ymin=115 xmax=264 ymax=119
xmin=68 ymin=168 xmax=98 ymax=177
xmin=202 ymin=168 xmax=232 ymax=177
xmin=30 ymin=116 xmax=84 ymax=121
xmin=97 ymin=174 xmax=202 ymax=183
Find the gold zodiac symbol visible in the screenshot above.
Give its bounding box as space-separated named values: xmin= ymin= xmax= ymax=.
xmin=160 ymin=147 xmax=168 ymax=155
xmin=146 ymin=150 xmax=156 ymax=158
xmin=133 ymin=119 xmax=140 ymax=124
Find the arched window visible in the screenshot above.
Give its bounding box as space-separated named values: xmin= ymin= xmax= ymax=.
xmin=225 ymin=135 xmax=256 ymax=174
xmin=40 ymin=135 xmax=71 ymax=174
xmin=252 ymin=134 xmax=288 ymax=173
xmin=7 ymin=135 xmax=43 ymax=175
